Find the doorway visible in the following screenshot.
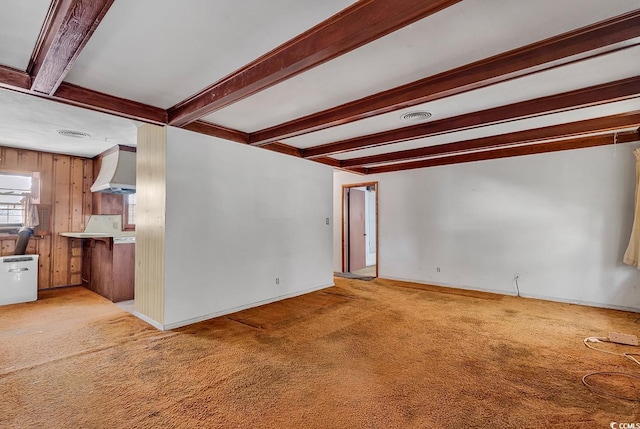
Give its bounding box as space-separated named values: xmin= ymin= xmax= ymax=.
xmin=342 ymin=182 xmax=378 ymax=278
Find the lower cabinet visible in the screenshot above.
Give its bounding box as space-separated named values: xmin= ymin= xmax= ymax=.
xmin=84 ymin=240 xmax=134 ymax=302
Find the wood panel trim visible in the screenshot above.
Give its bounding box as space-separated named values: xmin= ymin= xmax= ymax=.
xmin=135 ymin=124 xmax=166 ymax=324
xmin=249 ymin=9 xmax=640 ymax=146
xmin=365 ymin=131 xmax=640 ymax=174
xmin=167 ymin=0 xmax=461 ymax=126
xmin=303 ymin=76 xmax=640 ymax=158
xmin=341 ymin=111 xmax=640 ymax=167
xmin=28 ymin=0 xmax=115 ymax=94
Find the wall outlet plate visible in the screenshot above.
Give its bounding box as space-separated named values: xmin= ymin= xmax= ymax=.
xmin=609 ymin=332 xmax=639 ymax=346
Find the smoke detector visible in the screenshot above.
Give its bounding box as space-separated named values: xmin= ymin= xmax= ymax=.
xmin=401 ymin=111 xmax=432 ymax=121
xmin=57 ymin=129 xmax=91 ymax=138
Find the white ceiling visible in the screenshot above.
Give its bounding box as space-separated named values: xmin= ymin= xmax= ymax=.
xmin=0 ymin=88 xmax=137 ymax=157
xmin=283 ymin=45 xmax=640 ymax=149
xmin=0 ymin=0 xmax=638 ymax=170
xmin=64 ymin=0 xmax=355 ymax=109
xmin=202 ymin=0 xmax=640 ymax=132
xmin=335 ymin=98 xmax=640 ymax=161
xmin=0 ymin=0 xmax=50 ymax=70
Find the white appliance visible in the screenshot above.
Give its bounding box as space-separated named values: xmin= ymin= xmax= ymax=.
xmin=0 ymin=255 xmax=39 ymax=305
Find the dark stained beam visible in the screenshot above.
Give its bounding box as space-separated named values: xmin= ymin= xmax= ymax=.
xmin=182 ymin=120 xmax=249 ymax=144
xmin=28 ymin=0 xmax=115 ymax=95
xmin=50 ymin=82 xmax=168 ymax=124
xmin=341 ymin=111 xmax=640 ymax=167
xmin=262 ymin=143 xmax=303 ymax=158
xmin=0 ymin=65 xmax=167 ymax=124
xmin=313 ymin=157 xmax=342 ymax=168
xmin=167 ymin=0 xmax=461 ymax=127
xmin=303 ymin=76 xmax=640 ymax=158
xmin=366 ymin=131 xmax=640 ymax=174
xmin=179 ymin=120 xmax=306 ymax=157
xmin=249 ymin=9 xmax=640 ymax=146
xmin=177 ymin=120 xmax=323 ymax=160
xmin=0 ymin=65 xmax=30 ymax=90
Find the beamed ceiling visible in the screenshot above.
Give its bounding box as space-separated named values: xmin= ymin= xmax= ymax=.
xmin=0 ymin=0 xmax=639 ymax=172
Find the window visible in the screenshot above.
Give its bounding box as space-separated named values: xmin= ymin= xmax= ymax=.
xmin=123 ymin=193 xmax=136 ymax=230
xmin=0 ymin=173 xmax=32 ymax=228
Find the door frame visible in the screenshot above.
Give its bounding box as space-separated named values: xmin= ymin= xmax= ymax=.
xmin=341 ymin=181 xmax=378 ymax=277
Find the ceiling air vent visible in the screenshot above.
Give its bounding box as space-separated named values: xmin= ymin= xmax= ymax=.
xmin=57 ymin=130 xmax=91 ymax=138
xmin=401 ymin=111 xmax=432 ymax=121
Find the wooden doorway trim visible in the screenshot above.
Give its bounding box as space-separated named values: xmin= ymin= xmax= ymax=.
xmin=341 ymin=181 xmax=378 ymax=277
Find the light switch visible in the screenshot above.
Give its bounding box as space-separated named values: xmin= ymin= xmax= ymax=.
xmin=326 ymin=218 xmax=330 ymax=225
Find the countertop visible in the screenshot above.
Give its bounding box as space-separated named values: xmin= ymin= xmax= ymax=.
xmin=59 ymin=231 xmax=135 ymax=239
xmin=59 ymin=231 xmax=135 ymax=245
xmin=59 ymin=215 xmax=135 ymax=244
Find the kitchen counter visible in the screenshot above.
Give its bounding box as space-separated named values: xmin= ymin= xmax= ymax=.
xmin=60 ymin=216 xmax=135 ymax=303
xmin=59 ymin=231 xmax=135 ymax=239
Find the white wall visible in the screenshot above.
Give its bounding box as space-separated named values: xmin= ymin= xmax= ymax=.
xmin=334 ymin=141 xmax=640 ymax=311
xmin=163 ymin=127 xmax=334 ymax=328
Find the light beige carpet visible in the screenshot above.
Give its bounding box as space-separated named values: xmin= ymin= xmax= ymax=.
xmin=1 ymin=278 xmax=640 ymax=428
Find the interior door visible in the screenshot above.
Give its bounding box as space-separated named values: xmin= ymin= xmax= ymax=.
xmin=348 ymin=189 xmax=367 ymax=272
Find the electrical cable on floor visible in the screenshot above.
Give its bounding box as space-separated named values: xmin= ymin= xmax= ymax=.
xmin=514 ymin=275 xmax=520 ymax=297
xmin=582 ymin=336 xmax=640 ymax=401
xmin=582 ymin=372 xmax=640 ymax=402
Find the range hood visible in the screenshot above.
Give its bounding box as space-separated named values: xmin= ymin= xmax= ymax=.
xmin=91 ymin=146 xmax=136 ymax=194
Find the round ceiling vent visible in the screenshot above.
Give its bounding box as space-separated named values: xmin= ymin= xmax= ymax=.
xmin=57 ymin=129 xmax=91 ymax=138
xmin=401 ymin=111 xmax=432 ymax=121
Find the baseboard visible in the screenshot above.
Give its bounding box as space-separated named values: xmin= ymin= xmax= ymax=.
xmin=160 ymin=282 xmax=335 ymax=330
xmin=131 ymin=310 xmax=165 ymax=331
xmin=380 ymin=275 xmax=516 ymax=297
xmin=379 ymin=275 xmax=640 ymax=313
xmin=517 ymin=291 xmax=640 ymax=313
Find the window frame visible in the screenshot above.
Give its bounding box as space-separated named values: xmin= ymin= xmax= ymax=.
xmin=0 ymin=171 xmax=35 ymax=229
xmin=123 ymin=193 xmax=136 ymax=231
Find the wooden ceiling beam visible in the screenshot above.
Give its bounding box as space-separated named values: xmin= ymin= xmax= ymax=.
xmin=177 ymin=120 xmax=312 ymax=159
xmin=366 ymin=131 xmax=640 ymax=174
xmin=249 ymin=9 xmax=640 ymax=146
xmin=53 ymin=82 xmax=167 ymax=124
xmin=341 ymin=111 xmax=640 ymax=167
xmin=261 ymin=143 xmax=303 ymax=158
xmin=28 ymin=0 xmax=115 ymax=95
xmin=167 ymin=0 xmax=461 ymax=127
xmin=182 ymin=120 xmax=249 ymax=144
xmin=303 ymin=76 xmax=640 ymax=158
xmin=0 ymin=65 xmax=168 ymax=124
xmin=0 ymin=66 xmax=30 ymax=90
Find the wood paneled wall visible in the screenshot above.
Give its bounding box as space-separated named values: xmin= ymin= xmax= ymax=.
xmin=0 ymin=146 xmax=93 ymax=289
xmin=134 ymin=124 xmax=166 ymax=325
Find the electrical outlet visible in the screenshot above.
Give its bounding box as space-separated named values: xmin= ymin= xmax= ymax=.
xmin=436 ymin=267 xmax=440 ymax=272
xmin=326 ymin=217 xmax=330 ymax=225
xmin=275 ymin=278 xmax=279 ymax=285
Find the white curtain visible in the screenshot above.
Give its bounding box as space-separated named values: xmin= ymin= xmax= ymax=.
xmin=623 ymin=148 xmax=640 ymax=268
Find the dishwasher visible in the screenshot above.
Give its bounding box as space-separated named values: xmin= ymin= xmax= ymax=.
xmin=0 ymin=255 xmax=39 ymax=306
